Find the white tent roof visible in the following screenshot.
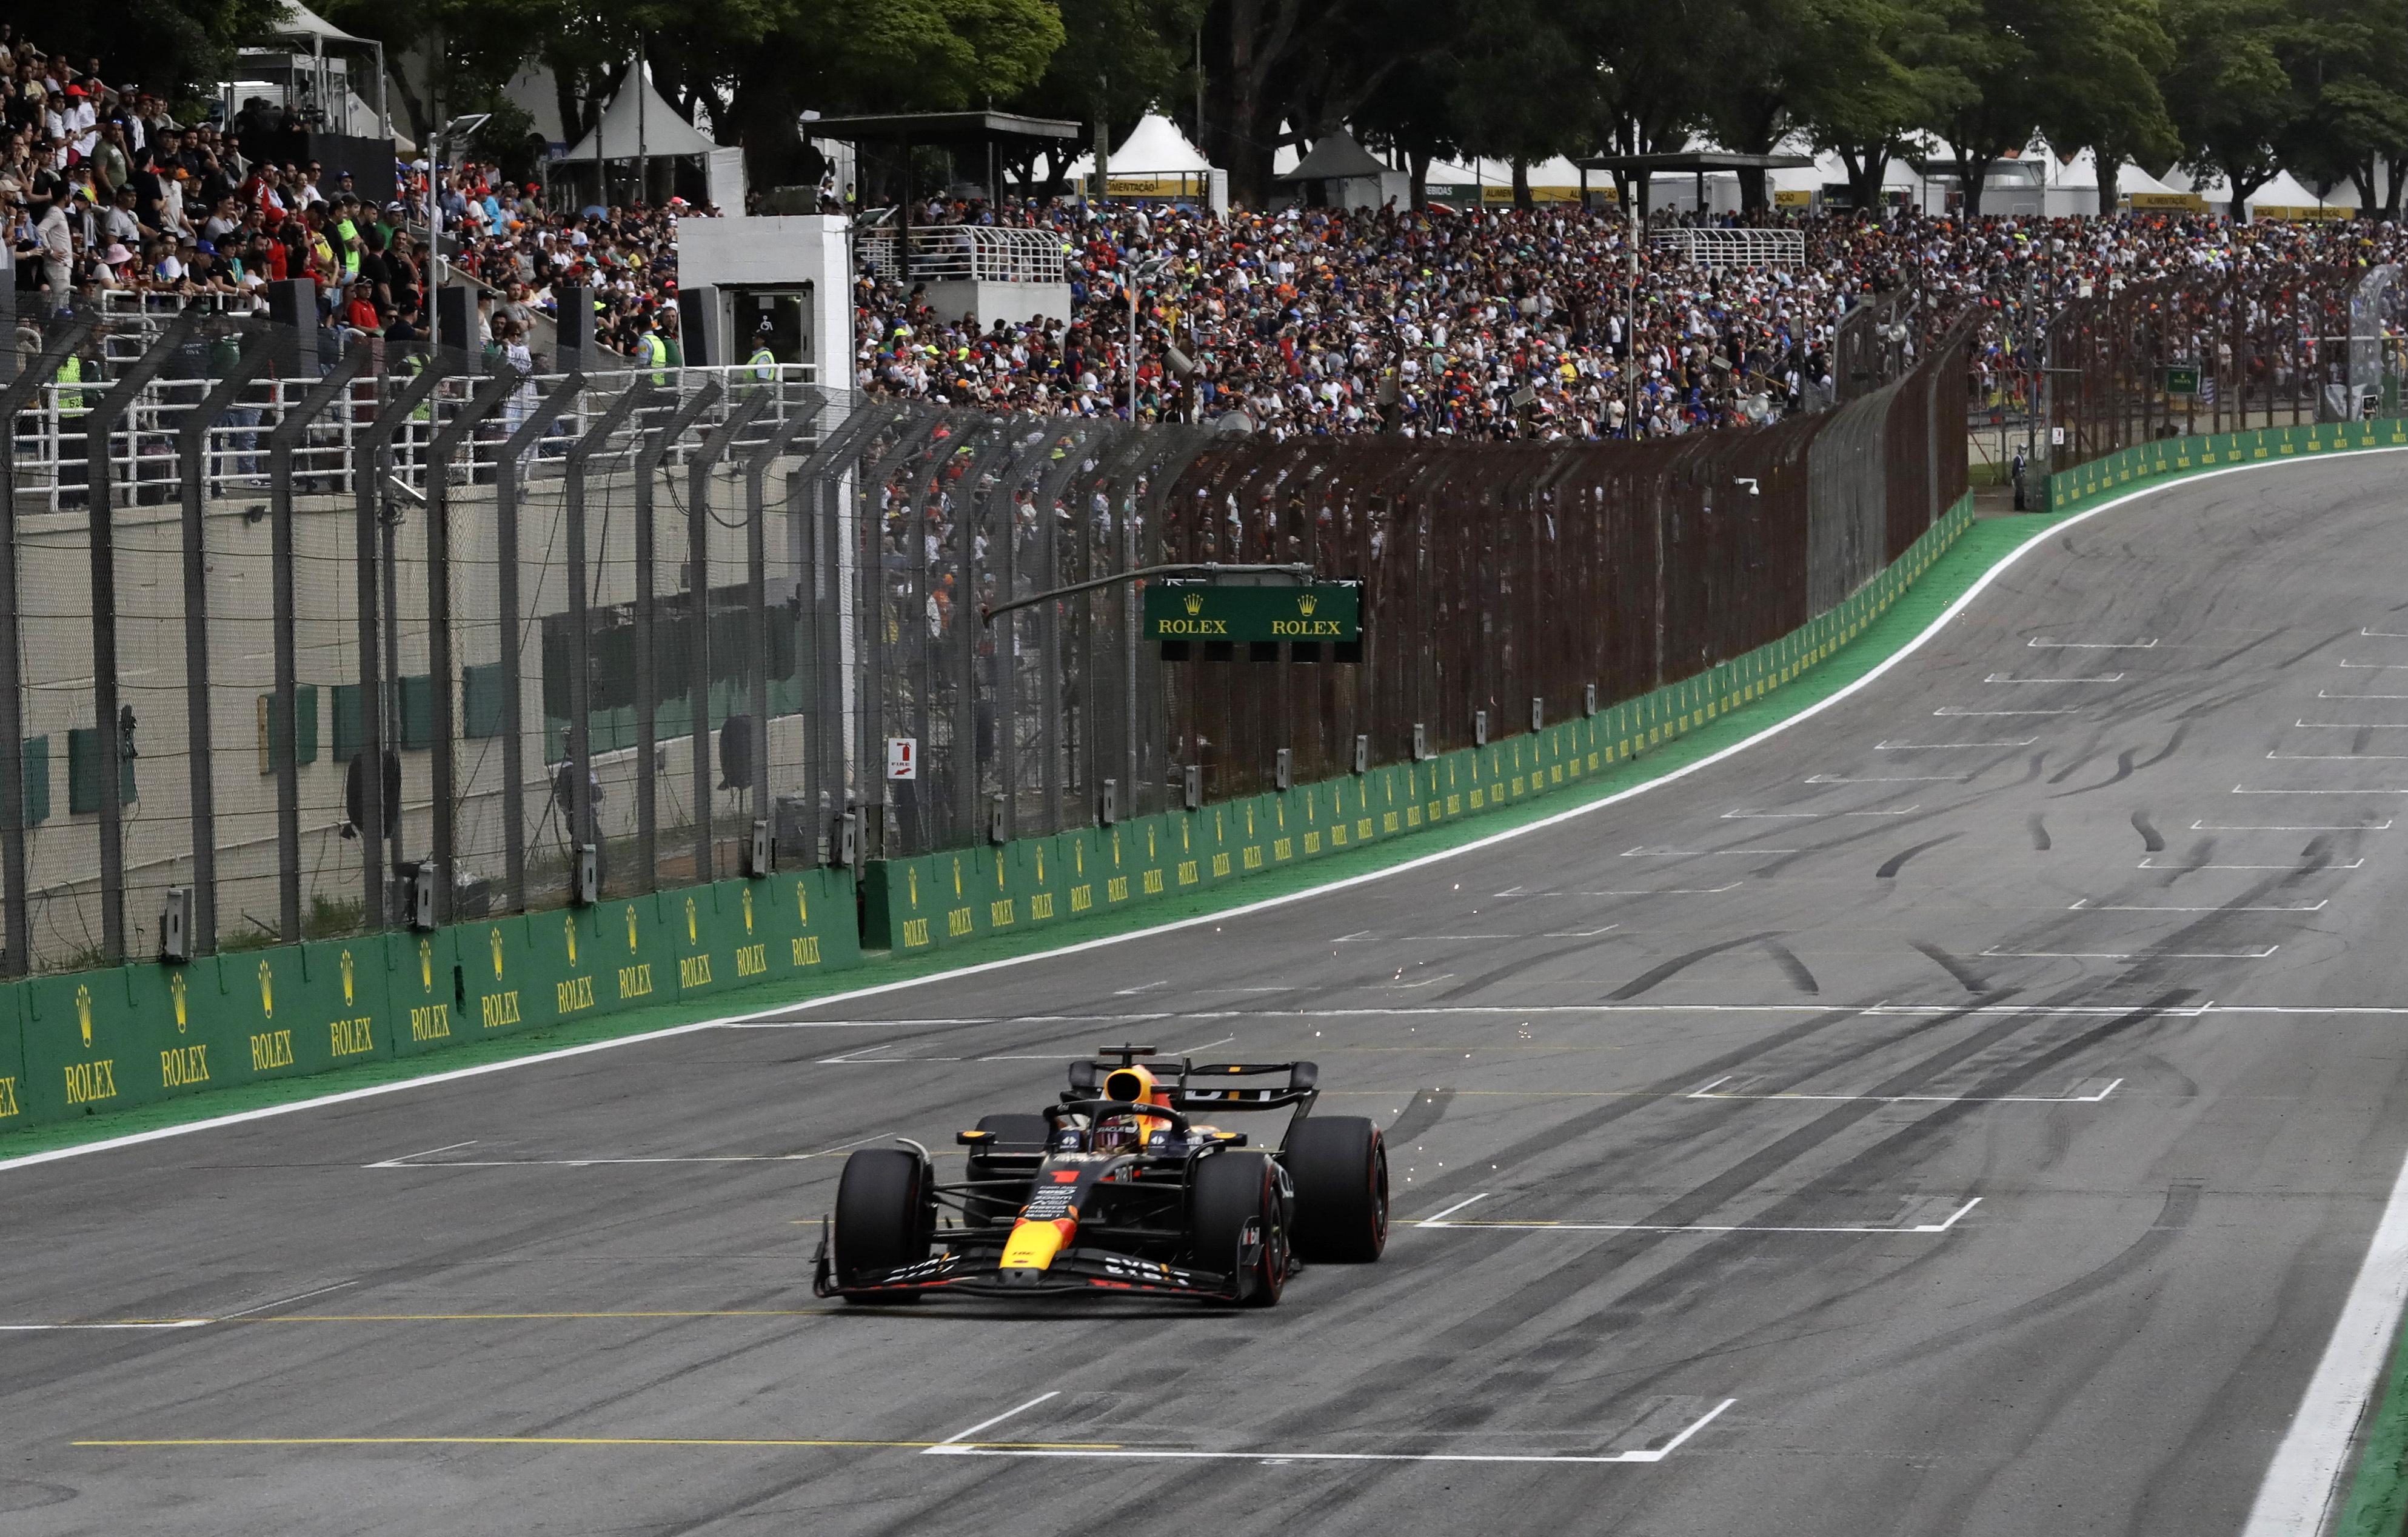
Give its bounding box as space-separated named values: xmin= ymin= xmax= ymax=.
xmin=2252 ymin=170 xmax=2355 ymax=209
xmin=266 ymin=2 xmax=372 ymax=46
xmin=555 ymin=72 xmax=717 ymax=163
xmin=1065 ymin=113 xmax=1216 ymax=179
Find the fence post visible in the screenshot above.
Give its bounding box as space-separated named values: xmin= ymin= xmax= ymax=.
xmin=792 ymin=401 xmax=900 ymax=860
xmin=634 ymin=386 xmax=719 ymax=892
xmin=263 ymin=345 xmax=368 ymax=944
xmin=175 ymin=321 xmax=273 ymax=956
xmin=421 ymin=367 xmax=521 ymax=924
xmin=0 ymin=318 xmax=92 ymax=973
xmin=493 ymin=373 xmax=588 ymax=913
xmin=562 ymin=382 xmax=658 ymax=895
xmin=352 ymin=353 xmax=446 ymax=931
xmin=686 ymin=391 xmax=765 ymax=885
xmin=741 ymin=390 xmax=824 ymax=840
xmin=81 ymin=313 xmax=199 ymax=963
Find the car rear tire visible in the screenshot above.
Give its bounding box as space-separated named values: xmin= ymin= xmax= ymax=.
xmin=1285 ymin=1116 xmax=1388 ymax=1263
xmin=965 ymin=1113 xmax=1049 ymax=1226
xmin=834 ymin=1148 xmax=935 ymax=1301
xmin=1189 ymin=1151 xmax=1286 ymax=1307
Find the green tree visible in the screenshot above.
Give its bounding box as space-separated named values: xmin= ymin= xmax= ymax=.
xmin=2161 ymin=0 xmax=2296 ymax=219
xmin=1789 ymin=0 xmax=1966 ymax=213
xmin=40 ymin=0 xmax=286 ymax=121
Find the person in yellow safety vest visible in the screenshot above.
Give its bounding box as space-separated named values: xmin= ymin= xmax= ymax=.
xmin=638 ymin=317 xmax=671 ymax=384
xmin=747 ymin=323 xmax=777 ymax=382
xmin=54 ymin=351 xmax=84 ymax=417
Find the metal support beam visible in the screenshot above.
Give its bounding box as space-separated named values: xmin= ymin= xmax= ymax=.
xmin=0 ymin=318 xmax=92 ymax=974
xmin=176 ymin=324 xmax=275 ymax=956
xmin=633 ymin=387 xmax=719 ymax=892
xmin=421 ymin=368 xmax=522 ymax=924
xmin=493 ymin=374 xmax=587 ymax=912
xmin=352 ymin=356 xmax=446 ymax=930
xmin=263 ymin=346 xmax=367 ymax=944
xmin=687 ymin=393 xmax=768 ymax=884
xmin=561 ymin=382 xmax=657 ymax=895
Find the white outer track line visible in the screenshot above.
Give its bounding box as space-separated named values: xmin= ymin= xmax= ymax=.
xmin=2241 ymin=1144 xmax=2408 ymax=1536
xmin=0 ymin=452 xmax=2393 ymax=1184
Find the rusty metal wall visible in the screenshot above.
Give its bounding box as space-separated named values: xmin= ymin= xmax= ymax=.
xmin=1163 ymin=328 xmax=1975 ymax=802
xmin=2042 ymin=268 xmax=2359 ymax=480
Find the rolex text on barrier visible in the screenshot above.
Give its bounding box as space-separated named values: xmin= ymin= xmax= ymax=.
xmin=1143 ymin=582 xmax=1362 ymax=647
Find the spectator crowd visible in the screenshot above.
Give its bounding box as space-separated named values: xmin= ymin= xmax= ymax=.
xmin=7 ymin=15 xmax=2406 ymax=442
xmin=855 ymin=196 xmax=2408 ymax=439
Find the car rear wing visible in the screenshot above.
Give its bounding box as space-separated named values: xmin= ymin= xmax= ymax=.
xmin=1176 ymin=1060 xmax=1318 ymax=1113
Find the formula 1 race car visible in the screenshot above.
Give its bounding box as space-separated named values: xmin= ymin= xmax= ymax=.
xmin=811 ymin=1046 xmax=1387 ymax=1305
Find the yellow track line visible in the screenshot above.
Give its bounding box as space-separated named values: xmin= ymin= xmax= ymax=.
xmin=75 ymin=1437 xmax=1117 ymax=1450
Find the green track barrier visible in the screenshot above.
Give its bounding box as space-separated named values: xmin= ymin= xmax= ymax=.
xmin=7 ymin=864 xmax=861 ymax=1132
xmin=2050 ymin=417 xmax=2408 ymax=512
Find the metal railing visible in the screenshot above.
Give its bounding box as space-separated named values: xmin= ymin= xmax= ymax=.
xmin=855 ymin=225 xmax=1068 ymax=286
xmin=1649 ymin=227 xmax=1807 ymax=270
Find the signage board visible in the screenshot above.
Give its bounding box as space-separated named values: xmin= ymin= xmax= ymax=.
xmin=885 ymin=738 xmax=917 ymax=781
xmin=2164 ymin=365 xmax=2201 ymax=395
xmin=1142 ymin=582 xmax=1361 ymax=645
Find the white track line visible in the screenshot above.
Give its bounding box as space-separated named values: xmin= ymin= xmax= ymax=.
xmin=0 ymin=1319 xmax=212 ymax=1332
xmin=926 ymin=1398 xmax=1734 ymax=1465
xmin=4 ymin=452 xmax=2390 ymax=1180
xmin=1690 ymin=1079 xmax=2121 ymax=1105
xmin=2030 ymin=637 xmax=2158 ymax=648
xmin=2241 ymin=1145 xmax=2408 ymax=1536
xmin=1414 ymin=1193 xmax=1492 ymax=1225
xmin=2139 ymin=858 xmax=2364 ymax=870
xmin=2069 ymin=898 xmax=2327 ymax=913
xmin=1981 ymin=945 xmax=2281 ymax=959
xmin=923 ymin=1392 xmax=1062 ymax=1453
xmin=1984 ymin=673 xmax=2127 ymax=684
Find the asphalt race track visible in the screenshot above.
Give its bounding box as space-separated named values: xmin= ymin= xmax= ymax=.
xmin=12 ymin=456 xmax=2408 ymax=1536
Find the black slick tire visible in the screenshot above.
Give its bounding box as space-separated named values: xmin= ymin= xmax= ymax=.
xmin=1285 ymin=1116 xmax=1388 ymax=1262
xmin=1189 ymin=1150 xmax=1286 ymax=1307
xmin=834 ymin=1148 xmax=934 ymax=1301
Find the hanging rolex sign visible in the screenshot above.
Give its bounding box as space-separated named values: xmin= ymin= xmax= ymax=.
xmin=1143 ymin=581 xmax=1361 ymax=644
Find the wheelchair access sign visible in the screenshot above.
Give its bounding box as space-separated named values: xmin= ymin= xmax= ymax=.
xmin=1142 ymin=581 xmax=1360 ymax=644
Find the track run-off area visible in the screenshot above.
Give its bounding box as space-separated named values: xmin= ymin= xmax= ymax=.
xmin=10 ymin=454 xmax=2408 ymax=1535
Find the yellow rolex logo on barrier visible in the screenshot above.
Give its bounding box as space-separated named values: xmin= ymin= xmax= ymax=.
xmin=490 ymin=928 xmax=506 ymax=978
xmin=564 ymin=916 xmax=578 ymax=965
xmin=685 ymin=897 xmax=698 ymax=944
xmin=1184 ymin=591 xmax=1204 ymax=616
xmin=626 ymin=905 xmax=640 ymax=952
xmin=258 ymin=962 xmax=273 ymax=1020
xmin=171 ymin=972 xmax=188 ymax=1033
xmin=795 ymin=881 xmax=809 ymax=925
xmin=76 ymin=983 xmax=93 ymax=1046
xmin=742 ymin=888 xmax=754 ymax=933
xmin=419 ymin=938 xmax=433 ymax=990
xmin=340 ymin=949 xmax=356 ymax=1005
xmin=1298 ymin=592 xmax=1318 ymax=616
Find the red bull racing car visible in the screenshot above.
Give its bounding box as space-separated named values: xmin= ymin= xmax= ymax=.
xmin=811 ymin=1046 xmax=1387 ymax=1305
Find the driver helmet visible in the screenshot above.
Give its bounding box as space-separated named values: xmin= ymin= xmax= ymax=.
xmin=1092 ymin=1063 xmax=1171 ymax=1153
